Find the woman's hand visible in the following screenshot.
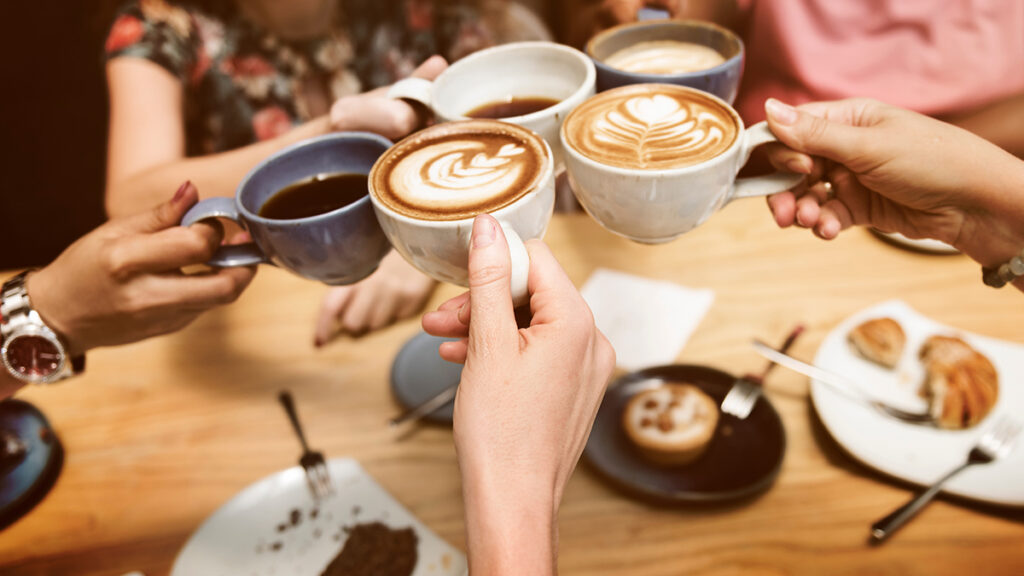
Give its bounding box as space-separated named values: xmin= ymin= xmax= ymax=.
xmin=26 ymin=182 xmax=256 ymax=355
xmin=313 ymin=251 xmax=436 ymax=344
xmin=422 ymin=215 xmax=616 ymax=575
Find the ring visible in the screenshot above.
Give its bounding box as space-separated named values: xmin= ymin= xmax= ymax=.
xmin=821 ymin=180 xmax=836 ymax=202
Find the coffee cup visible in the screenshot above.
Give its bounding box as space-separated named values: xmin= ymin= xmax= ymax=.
xmin=561 ymin=84 xmax=803 ymax=244
xmin=181 ymin=132 xmax=393 ymax=285
xmin=368 ymin=120 xmax=555 ymax=305
xmin=587 ymin=19 xmax=743 ymax=103
xmin=387 ymin=41 xmax=595 ymax=166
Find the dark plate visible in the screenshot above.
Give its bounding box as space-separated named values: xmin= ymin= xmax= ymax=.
xmin=584 ymin=364 xmax=786 ymax=504
xmin=389 ymin=332 xmax=462 ymax=425
xmin=0 ymin=399 xmax=63 ymax=530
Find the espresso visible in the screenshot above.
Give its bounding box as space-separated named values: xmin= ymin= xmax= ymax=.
xmin=605 ymin=41 xmax=725 ymax=75
xmin=370 ymin=120 xmax=548 ymax=221
xmin=562 ymin=84 xmax=738 ymax=170
xmin=466 ymin=96 xmax=560 ymax=119
xmin=259 ymin=173 xmax=367 ymax=220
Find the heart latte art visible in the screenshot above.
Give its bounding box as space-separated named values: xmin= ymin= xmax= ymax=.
xmin=562 ymin=84 xmax=738 ymax=170
xmin=371 ymin=121 xmax=548 ymax=221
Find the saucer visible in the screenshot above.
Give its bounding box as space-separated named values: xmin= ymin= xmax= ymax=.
xmin=584 ymin=364 xmax=786 ymax=504
xmin=870 ymin=229 xmax=960 ymax=255
xmin=0 ymin=400 xmax=63 ymax=530
xmin=390 ymin=332 xmax=463 ymax=425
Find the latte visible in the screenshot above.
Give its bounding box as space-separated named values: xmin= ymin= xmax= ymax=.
xmin=371 ymin=120 xmax=549 ymax=221
xmin=604 ymin=40 xmax=726 ymax=75
xmin=562 ymin=84 xmax=738 ymax=170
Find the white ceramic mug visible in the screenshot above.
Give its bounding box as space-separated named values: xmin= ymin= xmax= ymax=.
xmin=368 ymin=122 xmax=556 ymax=306
xmin=387 ymin=41 xmax=596 ymax=166
xmin=561 ymin=84 xmax=803 ymax=244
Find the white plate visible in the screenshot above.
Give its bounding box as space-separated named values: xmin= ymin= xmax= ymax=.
xmin=812 ymin=300 xmax=1024 ymax=507
xmin=172 ymin=458 xmax=467 ymax=576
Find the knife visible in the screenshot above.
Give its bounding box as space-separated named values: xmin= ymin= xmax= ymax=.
xmin=388 ymin=383 xmax=458 ymax=428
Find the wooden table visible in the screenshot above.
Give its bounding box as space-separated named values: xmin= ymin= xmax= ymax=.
xmin=2 ymin=201 xmax=1022 ymax=575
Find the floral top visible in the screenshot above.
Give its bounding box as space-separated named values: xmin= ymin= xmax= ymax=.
xmin=105 ymin=0 xmax=548 ymax=155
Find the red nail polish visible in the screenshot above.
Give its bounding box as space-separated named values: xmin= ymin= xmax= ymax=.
xmin=173 ymin=180 xmax=192 ymax=203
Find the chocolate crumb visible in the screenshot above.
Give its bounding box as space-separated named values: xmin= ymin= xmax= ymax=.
xmin=271 ymin=541 xmax=283 ymax=552
xmin=277 ymin=523 xmax=287 ymax=533
xmin=351 ymin=505 xmax=361 ymax=517
xmin=290 ymin=508 xmax=302 ymax=526
xmin=320 ymin=522 xmax=417 ymax=576
xmin=311 ymin=508 xmax=320 ymax=519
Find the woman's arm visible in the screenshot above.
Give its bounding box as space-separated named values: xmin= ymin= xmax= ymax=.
xmin=940 ymin=92 xmax=1024 ymax=160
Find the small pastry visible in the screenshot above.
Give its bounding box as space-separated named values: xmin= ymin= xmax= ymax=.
xmin=919 ymin=335 xmax=999 ymax=429
xmin=848 ymin=317 xmax=906 ymax=368
xmin=622 ymin=383 xmax=719 ymax=466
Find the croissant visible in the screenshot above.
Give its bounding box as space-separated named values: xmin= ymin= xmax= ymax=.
xmin=919 ymin=336 xmax=999 ymax=429
xmin=848 ymin=317 xmax=906 ymax=369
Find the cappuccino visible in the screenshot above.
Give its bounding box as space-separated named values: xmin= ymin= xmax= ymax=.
xmin=370 ymin=120 xmax=549 ymax=221
xmin=604 ymin=40 xmax=725 ymax=75
xmin=562 ymin=84 xmax=738 ymax=171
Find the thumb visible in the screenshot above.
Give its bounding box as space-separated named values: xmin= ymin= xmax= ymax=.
xmin=411 ymin=55 xmax=448 ymax=80
xmin=467 ymin=214 xmax=517 ymax=349
xmin=764 ymin=99 xmax=866 ymax=165
xmin=119 ymin=180 xmax=200 ymax=233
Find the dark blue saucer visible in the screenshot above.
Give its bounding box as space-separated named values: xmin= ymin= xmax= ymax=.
xmin=0 ymin=399 xmax=63 ymax=530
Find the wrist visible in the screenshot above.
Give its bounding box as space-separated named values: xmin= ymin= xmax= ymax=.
xmin=24 ymin=269 xmax=84 ymax=356
xmin=953 ymin=156 xmax=1024 ymax=269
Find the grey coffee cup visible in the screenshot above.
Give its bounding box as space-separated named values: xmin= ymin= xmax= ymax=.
xmin=181 ymin=132 xmax=393 ymax=285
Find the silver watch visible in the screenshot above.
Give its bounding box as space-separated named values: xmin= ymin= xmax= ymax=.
xmin=1 ymin=270 xmax=83 ymax=384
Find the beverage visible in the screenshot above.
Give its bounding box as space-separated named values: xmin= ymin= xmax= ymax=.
xmin=258 ymin=173 xmax=368 ymax=220
xmin=604 ymin=40 xmax=725 ymax=75
xmin=370 ymin=120 xmax=549 ymax=221
xmin=465 ymin=96 xmax=561 ymax=119
xmin=562 ymin=83 xmax=738 ymax=171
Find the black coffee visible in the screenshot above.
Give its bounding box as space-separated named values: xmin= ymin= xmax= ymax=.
xmin=466 ymin=96 xmax=559 ymax=119
xmin=259 ymin=173 xmax=367 ymax=220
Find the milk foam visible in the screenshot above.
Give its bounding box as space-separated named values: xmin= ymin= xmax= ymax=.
xmin=605 ymin=41 xmax=725 ymax=75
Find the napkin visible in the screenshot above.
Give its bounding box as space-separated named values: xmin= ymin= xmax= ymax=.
xmin=581 ymin=268 xmax=715 ymax=371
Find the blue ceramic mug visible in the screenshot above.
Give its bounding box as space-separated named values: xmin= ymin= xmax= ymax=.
xmin=181 ymin=132 xmax=393 ymax=285
xmin=586 ymin=19 xmax=744 ymax=103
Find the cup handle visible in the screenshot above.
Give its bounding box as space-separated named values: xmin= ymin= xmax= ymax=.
xmin=501 ymin=224 xmax=531 ymax=308
xmin=387 ymin=77 xmax=435 ymax=111
xmin=729 ymin=121 xmax=805 ymax=201
xmin=181 ymin=197 xmax=268 ymax=267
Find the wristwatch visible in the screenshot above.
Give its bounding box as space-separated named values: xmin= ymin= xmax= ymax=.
xmin=1 ymin=270 xmax=84 ymax=384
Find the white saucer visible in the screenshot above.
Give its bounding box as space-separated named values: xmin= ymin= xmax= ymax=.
xmin=870 ymin=229 xmax=960 ymax=254
xmin=172 ymin=458 xmax=466 ymax=575
xmin=811 ymin=300 xmax=1024 ymax=506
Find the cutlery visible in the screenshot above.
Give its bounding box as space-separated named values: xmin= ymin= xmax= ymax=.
xmin=721 ymin=325 xmax=804 ymax=419
xmin=750 ymin=340 xmax=934 ymax=425
xmin=870 ymin=415 xmax=1022 ymax=543
xmin=278 ymin=391 xmax=334 ymax=500
xmin=389 ymin=383 xmax=458 ymax=428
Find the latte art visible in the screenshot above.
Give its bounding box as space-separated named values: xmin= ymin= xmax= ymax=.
xmin=371 ymin=120 xmax=548 ymax=221
xmin=563 ymin=84 xmax=738 ymax=170
xmin=604 ymin=40 xmax=726 ymax=75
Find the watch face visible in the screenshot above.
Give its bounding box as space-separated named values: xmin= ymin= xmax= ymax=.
xmin=5 ymin=334 xmax=62 ymax=380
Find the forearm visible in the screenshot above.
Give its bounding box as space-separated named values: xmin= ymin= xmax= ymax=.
xmin=941 ymin=93 xmax=1024 ymax=160
xmin=105 ymin=117 xmax=331 ymax=218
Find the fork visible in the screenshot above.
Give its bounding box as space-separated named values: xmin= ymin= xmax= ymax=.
xmin=278 ymin=391 xmax=334 ymax=500
xmin=721 ymin=325 xmax=804 ymax=419
xmin=869 ymin=415 xmax=1022 ymax=543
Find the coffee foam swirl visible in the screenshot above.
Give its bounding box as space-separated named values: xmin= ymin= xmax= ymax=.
xmin=371 ymin=121 xmax=547 ymax=221
xmin=604 ymin=41 xmax=726 ymax=75
xmin=563 ymin=85 xmax=738 ymax=170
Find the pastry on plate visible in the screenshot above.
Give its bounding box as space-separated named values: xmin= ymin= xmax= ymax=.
xmin=919 ymin=335 xmax=999 ymax=429
xmin=848 ymin=317 xmax=906 ymax=368
xmin=621 ymin=382 xmax=719 ymax=466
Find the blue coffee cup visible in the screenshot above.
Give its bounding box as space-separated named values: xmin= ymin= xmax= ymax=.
xmin=181 ymin=132 xmax=393 ymax=285
xmin=586 ymin=19 xmax=744 ymax=103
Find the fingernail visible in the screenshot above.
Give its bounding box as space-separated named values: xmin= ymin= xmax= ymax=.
xmin=173 ymin=180 xmax=192 ymax=203
xmin=471 ymin=215 xmax=496 ymax=248
xmin=314 ymin=338 xmax=323 ymax=348
xmin=766 ymin=99 xmax=798 ymax=126
xmin=786 ymin=158 xmax=809 ymax=174
xmin=457 ymin=301 xmax=470 ymax=325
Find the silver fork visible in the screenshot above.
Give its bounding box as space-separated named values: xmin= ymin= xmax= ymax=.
xmin=278 ymin=391 xmax=334 ymax=500
xmin=721 ymin=325 xmax=804 ymax=419
xmin=870 ymin=415 xmax=1022 ymax=544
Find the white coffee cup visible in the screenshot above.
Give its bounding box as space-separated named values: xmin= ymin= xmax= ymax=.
xmin=561 ymin=84 xmax=803 ymax=243
xmin=368 ymin=120 xmax=556 ymax=306
xmin=388 ymin=41 xmax=596 ymax=166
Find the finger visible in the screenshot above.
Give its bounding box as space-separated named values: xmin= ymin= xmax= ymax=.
xmin=764 ymin=99 xmax=868 ymax=164
xmin=338 ymin=285 xmax=378 ymax=335
xmin=106 ymin=223 xmax=222 ymax=276
xmin=157 ymin=265 xmax=256 ymax=309
xmin=815 ymin=200 xmax=853 ymax=240
xmin=366 ymin=289 xmax=402 ymax=332
xmin=794 ymin=193 xmax=822 ymax=228
xmin=115 ymin=181 xmax=200 ymax=234
xmin=411 ymin=55 xmax=448 ymax=80
xmin=522 ymin=239 xmax=585 ymax=327
xmin=437 ymin=291 xmax=470 ymax=313
xmin=766 ymin=192 xmax=797 ymax=228
xmin=314 ymin=287 xmax=354 ymax=347
xmin=438 ymin=339 xmax=468 ymax=364
xmin=466 ymin=215 xmax=518 ymax=349
xmin=421 ymin=309 xmax=471 ymax=339
xmin=762 ymin=142 xmax=815 ymax=175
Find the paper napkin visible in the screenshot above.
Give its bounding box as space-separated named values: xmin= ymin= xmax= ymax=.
xmin=581 ymin=268 xmax=715 ymax=371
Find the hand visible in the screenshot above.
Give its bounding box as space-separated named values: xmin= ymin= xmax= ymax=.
xmin=26 ymin=182 xmax=256 ymax=355
xmin=421 ymin=215 xmax=616 ymax=575
xmin=313 ymin=251 xmax=436 ymax=344
xmin=762 ymin=98 xmax=1024 ymax=277
xmin=329 ymin=55 xmax=447 ymax=140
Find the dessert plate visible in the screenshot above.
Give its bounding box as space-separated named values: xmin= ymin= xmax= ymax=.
xmin=172 ymin=458 xmax=466 ymax=576
xmin=584 ymin=364 xmax=785 ymax=503
xmin=812 ymin=300 xmax=1024 ymax=506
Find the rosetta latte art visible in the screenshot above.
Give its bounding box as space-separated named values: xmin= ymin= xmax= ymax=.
xmin=565 ymin=86 xmax=738 ymax=170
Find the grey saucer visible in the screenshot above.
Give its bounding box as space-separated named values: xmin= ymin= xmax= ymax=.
xmin=584 ymin=364 xmax=786 ymax=504
xmin=389 ymin=332 xmax=463 ymax=425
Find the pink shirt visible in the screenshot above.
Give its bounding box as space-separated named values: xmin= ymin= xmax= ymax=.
xmin=735 ymin=0 xmax=1024 ymax=125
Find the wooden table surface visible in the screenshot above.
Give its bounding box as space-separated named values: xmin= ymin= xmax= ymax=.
xmin=2 ymin=200 xmax=1022 ymax=575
